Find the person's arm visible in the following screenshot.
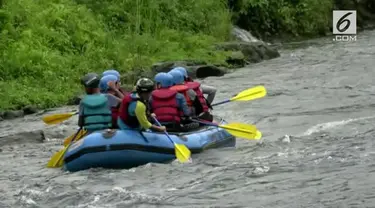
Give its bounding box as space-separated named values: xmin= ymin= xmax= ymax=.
xmin=176 ymin=93 xmax=191 ymax=116
xmin=105 ymin=94 xmax=121 ymax=107
xmin=200 ymin=84 xmax=216 ymax=104
xmin=134 ymin=101 xmax=165 ymax=131
xmin=108 ymin=81 xmax=124 ymax=99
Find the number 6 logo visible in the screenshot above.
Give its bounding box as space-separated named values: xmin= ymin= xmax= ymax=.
xmin=336 ymin=12 xmax=352 ymax=33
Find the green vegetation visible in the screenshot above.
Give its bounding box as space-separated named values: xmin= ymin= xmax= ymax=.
xmin=0 ymin=0 xmax=335 ymax=110
xmin=0 ymin=0 xmax=231 ymax=110
xmin=230 ymin=0 xmax=333 ymax=39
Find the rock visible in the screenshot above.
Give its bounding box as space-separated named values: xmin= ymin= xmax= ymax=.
xmin=0 ymin=130 xmax=45 ymax=146
xmin=2 ymin=110 xmax=24 ymax=120
xmin=22 ymin=105 xmax=38 ymax=115
xmin=226 ymin=51 xmax=246 ymax=67
xmin=216 ymin=41 xmax=280 ymax=64
xmin=67 ymin=94 xmax=83 ymax=105
xmin=151 ymin=61 xmax=227 ymax=79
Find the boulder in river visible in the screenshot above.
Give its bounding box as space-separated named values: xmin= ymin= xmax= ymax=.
xmin=2 ymin=110 xmax=24 ymax=120
xmin=22 ymin=105 xmax=38 ymax=115
xmin=0 ymin=130 xmax=45 ymax=146
xmin=215 ymin=41 xmax=280 ymax=64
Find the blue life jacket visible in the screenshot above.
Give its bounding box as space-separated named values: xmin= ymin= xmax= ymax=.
xmin=81 ymin=94 xmax=112 ymax=131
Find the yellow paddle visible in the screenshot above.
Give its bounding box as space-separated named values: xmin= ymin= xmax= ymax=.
xmin=153 ymin=117 xmax=191 ymax=163
xmin=63 ymin=129 xmax=87 ymax=146
xmin=255 ymin=130 xmax=262 ymax=139
xmin=193 ymin=120 xmax=261 ymax=140
xmin=46 ymin=128 xmax=82 ymax=168
xmin=211 ymin=85 xmax=267 ymax=106
xmin=42 ymin=112 xmax=78 ymax=125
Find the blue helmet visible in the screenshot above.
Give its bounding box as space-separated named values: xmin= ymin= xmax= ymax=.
xmin=99 ymin=74 xmax=118 ymax=92
xmin=168 ymin=69 xmax=184 ymax=85
xmin=102 ymin=69 xmax=120 ymax=81
xmin=173 ymin=67 xmax=188 ymax=78
xmin=154 ymin=72 xmax=173 ymax=88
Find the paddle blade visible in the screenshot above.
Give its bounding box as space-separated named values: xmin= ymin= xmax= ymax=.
xmin=46 ymin=147 xmax=68 ymax=168
xmin=255 ymin=130 xmax=262 ymax=139
xmin=174 ymin=143 xmax=192 ymax=163
xmin=220 ymin=123 xmax=259 ymax=140
xmin=63 ymin=129 xmax=87 ymax=146
xmin=42 ymin=112 xmax=76 ymax=125
xmin=230 ymin=86 xmax=267 ymax=102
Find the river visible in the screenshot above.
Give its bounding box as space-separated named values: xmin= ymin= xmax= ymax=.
xmin=1 ymin=30 xmax=375 ymax=208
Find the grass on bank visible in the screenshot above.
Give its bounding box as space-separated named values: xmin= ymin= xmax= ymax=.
xmin=0 ymin=0 xmax=336 ymax=111
xmin=0 ymin=0 xmax=231 ymax=110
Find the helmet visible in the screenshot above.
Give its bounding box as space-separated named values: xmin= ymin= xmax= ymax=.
xmin=173 ymin=67 xmax=188 ymax=78
xmin=135 ymin=77 xmax=155 ymax=93
xmin=154 ymin=72 xmax=173 ymax=88
xmin=168 ymin=69 xmax=184 ymax=85
xmin=102 ymin=69 xmax=120 ymax=80
xmin=99 ymin=74 xmax=118 ymax=92
xmin=81 ymin=73 xmax=100 ymax=88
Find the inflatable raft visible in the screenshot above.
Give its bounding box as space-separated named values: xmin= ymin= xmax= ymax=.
xmin=63 ymin=117 xmax=235 ymax=172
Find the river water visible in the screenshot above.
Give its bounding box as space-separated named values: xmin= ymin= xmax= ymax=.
xmin=1 ymin=30 xmax=375 ymax=208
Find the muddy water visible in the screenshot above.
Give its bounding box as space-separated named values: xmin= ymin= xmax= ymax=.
xmin=1 ymin=30 xmax=375 ymax=208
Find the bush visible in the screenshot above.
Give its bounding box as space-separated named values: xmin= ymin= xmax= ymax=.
xmin=0 ymin=0 xmax=231 ymax=110
xmin=230 ymin=0 xmax=334 ymax=39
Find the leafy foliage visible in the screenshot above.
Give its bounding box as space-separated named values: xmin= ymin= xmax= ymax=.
xmin=0 ymin=0 xmax=231 ymax=110
xmin=230 ymin=0 xmax=333 ymax=39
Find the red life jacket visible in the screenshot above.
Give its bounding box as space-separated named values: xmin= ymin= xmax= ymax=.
xmin=151 ymin=88 xmax=182 ymax=123
xmin=186 ymin=81 xmax=209 ymax=112
xmin=169 ymin=85 xmax=192 ymax=107
xmin=119 ymin=88 xmax=129 ymax=96
xmin=118 ymin=94 xmax=141 ymax=128
xmin=110 ymin=106 xmax=119 ymax=128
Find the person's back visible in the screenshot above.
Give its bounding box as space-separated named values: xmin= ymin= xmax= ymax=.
xmin=117 ymin=78 xmax=166 ymax=132
xmin=174 ymin=66 xmax=216 ymax=105
xmin=150 ymin=73 xmax=191 ymax=130
xmin=172 ymin=67 xmax=214 ymax=122
xmin=168 ymin=70 xmax=200 ymax=130
xmin=78 ymin=73 xmax=112 ymax=132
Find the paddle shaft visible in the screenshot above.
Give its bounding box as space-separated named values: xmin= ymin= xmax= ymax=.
xmin=56 ymin=127 xmax=83 ymax=165
xmin=211 ymin=91 xmax=261 ymax=107
xmin=211 ymin=100 xmax=229 ymax=107
xmin=191 ymin=119 xmax=255 ymax=135
xmin=152 ymin=117 xmax=175 ymax=145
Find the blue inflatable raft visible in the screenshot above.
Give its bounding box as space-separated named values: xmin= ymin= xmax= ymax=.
xmin=63 ymin=117 xmax=236 ymax=172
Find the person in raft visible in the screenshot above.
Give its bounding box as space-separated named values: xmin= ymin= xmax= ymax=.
xmin=172 ymin=67 xmax=213 ymax=122
xmin=149 ymin=72 xmax=192 ymax=131
xmin=102 ymin=69 xmax=128 ymax=96
xmin=99 ymin=74 xmax=123 ymax=128
xmin=168 ymin=69 xmax=201 ymax=128
xmin=78 ymin=73 xmax=112 ymax=133
xmin=173 ymin=66 xmax=217 ymax=105
xmin=117 ymin=77 xmax=166 ymax=132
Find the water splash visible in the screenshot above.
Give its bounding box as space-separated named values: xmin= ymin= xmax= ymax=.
xmin=231 ymin=26 xmax=260 ymax=43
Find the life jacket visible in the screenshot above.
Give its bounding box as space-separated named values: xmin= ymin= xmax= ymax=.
xmin=118 ymin=93 xmax=141 ymax=128
xmin=119 ymin=88 xmax=129 ymax=96
xmin=110 ymin=105 xmax=119 ymax=128
xmin=186 ymin=81 xmax=209 ymax=112
xmin=151 ymin=88 xmax=182 ymax=123
xmin=169 ymin=85 xmax=192 ymax=107
xmin=81 ymin=94 xmax=112 ymax=131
